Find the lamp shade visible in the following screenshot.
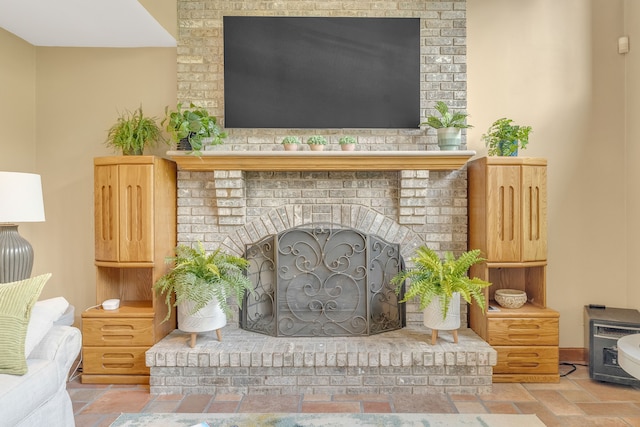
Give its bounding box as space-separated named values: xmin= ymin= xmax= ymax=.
xmin=0 ymin=171 xmax=45 ymax=223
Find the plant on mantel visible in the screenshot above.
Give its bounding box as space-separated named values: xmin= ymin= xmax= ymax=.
xmin=162 ymin=103 xmax=227 ymax=155
xmin=281 ymin=136 xmax=302 ymax=151
xmin=420 ymin=101 xmax=472 ymax=151
xmin=306 ymin=135 xmax=327 ymax=151
xmin=338 ymin=135 xmax=358 ymax=151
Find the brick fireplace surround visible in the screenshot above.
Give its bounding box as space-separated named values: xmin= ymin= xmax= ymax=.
xmin=146 ymin=0 xmax=498 ymax=395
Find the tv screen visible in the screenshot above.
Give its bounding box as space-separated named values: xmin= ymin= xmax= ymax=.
xmin=223 ymin=17 xmax=420 ymax=129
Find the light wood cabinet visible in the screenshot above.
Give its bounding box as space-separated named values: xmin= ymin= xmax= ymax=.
xmin=82 ymin=156 xmax=177 ymax=385
xmin=469 ymin=157 xmax=547 ymax=262
xmin=94 ymin=163 xmax=155 ymax=262
xmin=468 ymin=157 xmax=559 ymax=383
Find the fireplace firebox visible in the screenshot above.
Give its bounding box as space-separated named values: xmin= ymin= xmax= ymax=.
xmin=241 ymin=224 xmax=405 ymax=337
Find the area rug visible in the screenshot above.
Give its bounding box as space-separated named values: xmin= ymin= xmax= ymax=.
xmin=111 ymin=412 xmax=546 ymax=427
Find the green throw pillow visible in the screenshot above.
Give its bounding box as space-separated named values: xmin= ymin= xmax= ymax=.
xmin=0 ymin=273 xmax=51 ymax=375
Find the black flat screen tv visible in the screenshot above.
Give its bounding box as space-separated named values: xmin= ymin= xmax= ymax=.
xmin=223 ymin=17 xmax=420 ymax=129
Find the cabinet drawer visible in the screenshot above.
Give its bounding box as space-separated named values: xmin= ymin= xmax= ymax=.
xmin=493 ymin=345 xmax=559 ymax=374
xmin=83 ymin=346 xmax=149 ymax=375
xmin=83 ymin=318 xmax=154 ymax=346
xmin=488 ymin=317 xmax=558 ymax=346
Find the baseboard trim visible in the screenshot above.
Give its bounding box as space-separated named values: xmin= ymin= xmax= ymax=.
xmin=560 ymin=347 xmax=587 ymax=363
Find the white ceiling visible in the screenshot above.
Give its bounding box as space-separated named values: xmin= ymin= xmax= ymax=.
xmin=0 ymin=0 xmax=175 ymax=47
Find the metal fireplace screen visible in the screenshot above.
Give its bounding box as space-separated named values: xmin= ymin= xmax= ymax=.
xmin=241 ymin=224 xmax=405 ymax=337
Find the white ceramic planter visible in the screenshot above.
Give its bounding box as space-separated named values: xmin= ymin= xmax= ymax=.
xmin=423 ymin=292 xmax=461 ymax=331
xmin=178 ymin=298 xmax=227 ymax=347
xmin=436 ymin=127 xmax=462 ymax=151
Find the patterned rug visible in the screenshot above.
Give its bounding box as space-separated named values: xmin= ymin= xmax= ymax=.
xmin=111 ymin=412 xmax=546 ymax=427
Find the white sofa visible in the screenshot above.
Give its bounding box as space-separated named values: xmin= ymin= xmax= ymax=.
xmin=0 ymin=306 xmax=81 ymax=427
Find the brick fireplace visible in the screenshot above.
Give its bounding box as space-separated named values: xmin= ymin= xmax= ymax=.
xmin=174 ymin=1 xmax=471 ymax=305
xmin=145 ymin=153 xmax=498 ymax=396
xmin=143 ymin=0 xmax=496 ymax=396
xmin=174 ymin=152 xmax=471 ymax=327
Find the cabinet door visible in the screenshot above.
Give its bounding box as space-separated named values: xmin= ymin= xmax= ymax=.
xmin=522 ymin=166 xmax=547 ymax=261
xmin=118 ymin=164 xmax=154 ymax=262
xmin=486 ymin=165 xmax=521 ymax=262
xmin=95 ymin=165 xmax=119 ymax=262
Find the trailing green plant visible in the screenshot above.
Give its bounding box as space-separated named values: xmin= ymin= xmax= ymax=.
xmin=281 ymin=136 xmax=301 ymax=145
xmin=391 ymin=246 xmax=491 ymax=320
xmin=338 ymin=136 xmax=357 ymax=145
xmin=307 ymin=135 xmax=328 ymax=145
xmin=420 ymin=101 xmax=472 ymax=130
xmin=482 ymin=117 xmax=532 ymax=156
xmin=162 ymin=102 xmax=227 ymax=153
xmin=153 ymin=242 xmax=254 ymax=322
xmin=105 ymin=106 xmax=167 ymax=155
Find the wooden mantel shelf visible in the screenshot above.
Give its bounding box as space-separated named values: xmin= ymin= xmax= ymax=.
xmin=167 ymin=150 xmax=476 ymax=172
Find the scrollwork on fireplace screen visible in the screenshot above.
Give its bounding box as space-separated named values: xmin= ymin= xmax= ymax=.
xmin=241 ymin=224 xmax=405 ymax=337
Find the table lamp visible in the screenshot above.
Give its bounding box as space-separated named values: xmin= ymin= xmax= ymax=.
xmin=0 ymin=171 xmax=46 ymax=283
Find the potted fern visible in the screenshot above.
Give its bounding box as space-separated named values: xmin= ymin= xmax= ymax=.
xmin=105 ymin=106 xmax=167 ymax=155
xmin=391 ymin=246 xmax=491 ymax=344
xmin=420 ymin=101 xmax=472 ymax=151
xmin=482 ymin=117 xmax=532 ymax=156
xmin=153 ymin=242 xmax=253 ymax=347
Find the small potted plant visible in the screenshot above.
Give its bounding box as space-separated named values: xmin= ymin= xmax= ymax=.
xmin=162 ymin=103 xmax=227 ymax=154
xmin=153 ymin=242 xmax=254 ymax=347
xmin=338 ymin=135 xmax=358 ymax=151
xmin=420 ymin=101 xmax=472 ymax=151
xmin=307 ymin=135 xmax=328 ymax=151
xmin=105 ymin=106 xmax=167 ymax=155
xmin=281 ymin=136 xmax=301 ymax=151
xmin=391 ymin=246 xmax=491 ymax=344
xmin=482 ymin=117 xmax=532 ymax=156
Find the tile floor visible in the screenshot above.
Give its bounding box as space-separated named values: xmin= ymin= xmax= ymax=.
xmin=70 ymin=363 xmax=640 ymax=427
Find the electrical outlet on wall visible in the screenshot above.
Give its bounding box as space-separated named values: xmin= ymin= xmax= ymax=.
xmin=619 ymin=36 xmax=630 ymax=54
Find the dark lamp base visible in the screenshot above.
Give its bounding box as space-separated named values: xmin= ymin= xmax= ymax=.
xmin=0 ymin=224 xmax=34 ymax=283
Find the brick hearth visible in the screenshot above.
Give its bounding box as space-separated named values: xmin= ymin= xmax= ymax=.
xmin=146 ymin=325 xmax=496 ymax=395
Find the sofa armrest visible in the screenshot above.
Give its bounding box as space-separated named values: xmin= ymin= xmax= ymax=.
xmin=28 ymin=325 xmax=81 ymax=376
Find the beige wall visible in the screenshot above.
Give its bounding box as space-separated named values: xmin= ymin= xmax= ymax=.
xmin=0 ymin=3 xmax=178 ymax=316
xmin=469 ymin=0 xmax=629 ymax=348
xmin=0 ymin=30 xmax=36 ymax=172
xmin=33 ymin=47 xmax=177 ymax=306
xmin=1 ymin=0 xmax=636 ymax=348
xmin=626 ymin=0 xmax=640 ymax=314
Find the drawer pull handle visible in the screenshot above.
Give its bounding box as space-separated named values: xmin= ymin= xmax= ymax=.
xmin=102 ymin=353 xmax=135 ymax=360
xmin=102 ymin=325 xmax=134 ymax=331
xmin=102 ymin=335 xmax=135 ymax=341
xmin=508 ymin=352 xmax=539 ymax=357
xmin=507 ymin=324 xmax=541 ymax=330
xmin=507 ymin=334 xmax=540 ymax=340
xmin=507 ymin=362 xmax=540 ymax=368
xmin=103 ymin=363 xmax=135 ymax=369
